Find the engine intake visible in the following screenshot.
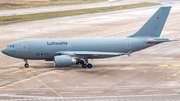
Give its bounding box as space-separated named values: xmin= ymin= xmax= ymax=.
xmin=54 ymin=55 xmax=77 ymax=67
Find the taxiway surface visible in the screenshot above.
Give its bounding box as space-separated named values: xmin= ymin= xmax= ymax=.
xmin=0 ymin=1 xmax=180 ymax=100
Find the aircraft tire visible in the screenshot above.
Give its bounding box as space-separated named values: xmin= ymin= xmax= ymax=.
xmin=24 ymin=63 xmax=29 ymax=68
xmin=80 ymin=60 xmax=84 ymax=64
xmin=82 ymin=64 xmax=87 ymax=68
xmin=87 ymin=64 xmax=92 ymax=68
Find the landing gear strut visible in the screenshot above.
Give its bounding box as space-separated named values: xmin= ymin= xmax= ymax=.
xmin=81 ymin=58 xmax=93 ymax=68
xmin=24 ymin=59 xmax=29 ymax=68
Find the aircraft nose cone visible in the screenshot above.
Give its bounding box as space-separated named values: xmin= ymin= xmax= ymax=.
xmin=1 ymin=48 xmax=7 ymax=54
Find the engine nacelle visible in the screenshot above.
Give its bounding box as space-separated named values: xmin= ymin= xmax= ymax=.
xmin=54 ymin=55 xmax=77 ymax=67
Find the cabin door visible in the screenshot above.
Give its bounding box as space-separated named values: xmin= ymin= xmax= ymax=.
xmin=67 ymin=44 xmax=71 ymax=51
xmin=126 ymin=40 xmax=131 ymax=50
xmin=22 ymin=42 xmax=28 ymax=52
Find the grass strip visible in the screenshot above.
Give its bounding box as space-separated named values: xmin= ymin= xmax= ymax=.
xmin=0 ymin=0 xmax=107 ymax=10
xmin=0 ymin=2 xmax=159 ymax=25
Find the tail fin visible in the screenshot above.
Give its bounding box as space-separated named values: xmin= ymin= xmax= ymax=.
xmin=129 ymin=7 xmax=171 ymax=37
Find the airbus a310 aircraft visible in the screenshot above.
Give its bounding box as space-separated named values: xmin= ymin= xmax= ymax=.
xmin=1 ymin=7 xmax=172 ymax=68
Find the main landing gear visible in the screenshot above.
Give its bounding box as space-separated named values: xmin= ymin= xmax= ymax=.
xmin=78 ymin=59 xmax=93 ymax=68
xmin=24 ymin=59 xmax=29 ymax=68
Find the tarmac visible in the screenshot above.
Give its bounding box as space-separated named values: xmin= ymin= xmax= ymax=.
xmin=0 ymin=0 xmax=180 ymax=100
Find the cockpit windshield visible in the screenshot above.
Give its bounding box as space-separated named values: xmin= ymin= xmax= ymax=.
xmin=6 ymin=45 xmax=15 ymax=48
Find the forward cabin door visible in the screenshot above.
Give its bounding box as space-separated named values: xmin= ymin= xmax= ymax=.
xmin=22 ymin=42 xmax=28 ymax=52
xmin=126 ymin=39 xmax=131 ymax=50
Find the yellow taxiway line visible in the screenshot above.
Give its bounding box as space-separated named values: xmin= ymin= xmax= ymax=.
xmin=9 ymin=67 xmax=34 ymax=70
xmin=23 ymin=70 xmax=63 ymax=98
xmin=23 ymin=67 xmax=33 ymax=69
xmin=159 ymin=65 xmax=168 ymax=67
xmin=158 ymin=64 xmax=180 ymax=67
xmin=171 ymin=64 xmax=180 ymax=67
xmin=9 ymin=68 xmax=20 ymax=70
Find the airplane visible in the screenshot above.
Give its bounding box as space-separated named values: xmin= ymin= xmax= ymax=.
xmin=1 ymin=7 xmax=172 ymax=68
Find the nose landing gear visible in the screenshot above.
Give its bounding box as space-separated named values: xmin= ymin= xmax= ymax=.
xmin=24 ymin=59 xmax=29 ymax=68
xmin=24 ymin=63 xmax=29 ymax=68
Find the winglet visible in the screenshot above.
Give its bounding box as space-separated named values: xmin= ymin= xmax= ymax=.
xmin=126 ymin=51 xmax=132 ymax=57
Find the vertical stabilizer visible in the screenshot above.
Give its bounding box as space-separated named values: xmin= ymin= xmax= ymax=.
xmin=129 ymin=7 xmax=171 ymax=37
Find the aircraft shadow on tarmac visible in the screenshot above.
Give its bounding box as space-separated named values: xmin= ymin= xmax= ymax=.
xmin=4 ymin=63 xmax=158 ymax=70
xmin=32 ymin=63 xmax=158 ymax=70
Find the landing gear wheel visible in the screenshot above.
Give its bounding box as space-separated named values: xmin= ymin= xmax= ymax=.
xmin=24 ymin=63 xmax=29 ymax=68
xmin=87 ymin=64 xmax=92 ymax=68
xmin=80 ymin=60 xmax=84 ymax=64
xmin=82 ymin=64 xmax=87 ymax=68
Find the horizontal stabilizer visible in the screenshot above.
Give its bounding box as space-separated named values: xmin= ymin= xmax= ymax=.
xmin=146 ymin=37 xmax=178 ymax=43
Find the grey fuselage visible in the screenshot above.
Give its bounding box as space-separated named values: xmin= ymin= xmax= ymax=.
xmin=2 ymin=37 xmax=153 ymax=61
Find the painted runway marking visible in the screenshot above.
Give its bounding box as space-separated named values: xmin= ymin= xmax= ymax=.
xmin=158 ymin=64 xmax=180 ymax=67
xmin=9 ymin=68 xmax=20 ymax=70
xmin=1 ymin=94 xmax=180 ymax=100
xmin=23 ymin=67 xmax=33 ymax=69
xmin=171 ymin=64 xmax=180 ymax=66
xmin=159 ymin=65 xmax=168 ymax=67
xmin=23 ymin=70 xmax=63 ymax=98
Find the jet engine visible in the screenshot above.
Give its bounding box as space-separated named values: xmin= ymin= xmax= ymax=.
xmin=54 ymin=55 xmax=77 ymax=67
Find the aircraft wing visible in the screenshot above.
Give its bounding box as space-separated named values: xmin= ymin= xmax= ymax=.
xmin=54 ymin=51 xmax=132 ymax=57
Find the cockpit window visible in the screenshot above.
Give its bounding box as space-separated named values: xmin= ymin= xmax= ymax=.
xmin=10 ymin=45 xmax=15 ymax=48
xmin=7 ymin=45 xmax=15 ymax=48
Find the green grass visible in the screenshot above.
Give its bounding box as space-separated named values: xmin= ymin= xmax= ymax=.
xmin=0 ymin=0 xmax=107 ymax=10
xmin=0 ymin=2 xmax=159 ymax=25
